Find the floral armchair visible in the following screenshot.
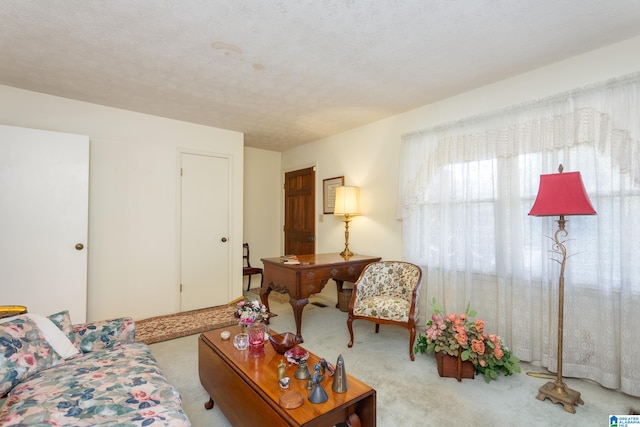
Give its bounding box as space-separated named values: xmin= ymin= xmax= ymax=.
xmin=347 ymin=261 xmax=422 ymax=361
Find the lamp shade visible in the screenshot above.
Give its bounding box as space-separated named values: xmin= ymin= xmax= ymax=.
xmin=334 ymin=186 xmax=360 ymax=216
xmin=528 ymin=171 xmax=596 ymax=217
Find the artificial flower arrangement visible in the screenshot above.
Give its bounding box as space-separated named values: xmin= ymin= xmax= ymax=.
xmin=234 ymin=299 xmax=270 ymax=326
xmin=415 ymin=298 xmax=521 ymax=383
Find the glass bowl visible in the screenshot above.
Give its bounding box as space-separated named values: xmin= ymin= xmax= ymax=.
xmin=268 ymin=332 xmax=299 ymax=354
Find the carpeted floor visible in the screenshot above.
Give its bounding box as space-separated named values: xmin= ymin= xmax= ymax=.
xmin=150 ymin=285 xmax=640 ymax=427
xmin=136 ymin=305 xmax=238 ymax=345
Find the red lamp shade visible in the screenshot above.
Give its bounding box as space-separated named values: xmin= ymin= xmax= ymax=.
xmin=529 ymin=171 xmax=596 ymax=217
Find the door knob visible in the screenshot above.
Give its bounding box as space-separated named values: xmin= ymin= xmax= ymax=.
xmin=75 ymin=243 xmax=84 ymax=250
xmin=221 ymin=237 xmax=227 ymax=242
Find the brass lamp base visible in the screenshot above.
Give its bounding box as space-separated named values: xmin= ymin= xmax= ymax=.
xmin=536 ymin=381 xmax=584 ymax=414
xmin=340 ymin=248 xmax=353 ymax=257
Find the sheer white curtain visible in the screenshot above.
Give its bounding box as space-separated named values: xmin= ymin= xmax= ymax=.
xmin=399 ymin=72 xmax=640 ymax=396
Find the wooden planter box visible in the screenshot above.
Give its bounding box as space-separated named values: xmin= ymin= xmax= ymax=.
xmin=436 ymin=351 xmax=475 ymax=382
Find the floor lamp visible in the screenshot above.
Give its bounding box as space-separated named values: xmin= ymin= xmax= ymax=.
xmin=334 ymin=186 xmax=360 ymax=258
xmin=528 ymin=164 xmax=596 ymax=414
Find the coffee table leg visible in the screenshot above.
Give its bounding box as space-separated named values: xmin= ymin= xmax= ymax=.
xmin=204 ymin=397 xmax=214 ymax=410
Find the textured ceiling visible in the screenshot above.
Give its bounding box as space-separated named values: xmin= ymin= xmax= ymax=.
xmin=2 ymin=1 xmax=640 ymax=152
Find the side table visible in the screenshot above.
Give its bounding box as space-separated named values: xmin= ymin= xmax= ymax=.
xmin=0 ymin=305 xmax=28 ymax=319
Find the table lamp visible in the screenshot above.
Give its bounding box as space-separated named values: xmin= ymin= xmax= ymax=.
xmin=528 ymin=164 xmax=596 ymax=413
xmin=334 ymin=186 xmax=360 ymax=257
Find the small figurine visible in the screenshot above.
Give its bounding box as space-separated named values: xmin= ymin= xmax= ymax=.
xmin=294 ymin=359 xmax=311 ymax=380
xmin=332 ymin=354 xmax=348 ymax=393
xmin=307 ymin=363 xmax=328 ymax=404
xmin=319 ymin=358 xmax=335 ymax=377
xmin=278 ymin=377 xmax=290 ymax=390
xmin=277 ymin=359 xmax=287 ymax=380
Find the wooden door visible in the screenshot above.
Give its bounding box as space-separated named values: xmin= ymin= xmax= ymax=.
xmin=180 ymin=152 xmax=230 ymax=311
xmin=284 ymin=167 xmax=315 ymax=255
xmin=0 ymin=124 xmax=89 ymax=322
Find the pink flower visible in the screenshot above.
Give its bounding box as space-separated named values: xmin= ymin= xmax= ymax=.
xmin=139 ymin=410 xmax=158 ymax=419
xmin=494 ymin=346 xmax=504 ymax=360
xmin=474 ymin=319 xmax=485 ymax=334
xmin=471 ymin=339 xmax=485 ymax=355
xmin=130 ymin=385 xmax=156 ymax=402
xmin=426 ymin=324 xmax=441 ymax=340
xmin=4 ymin=324 xmax=24 ymax=339
xmin=36 ymin=344 xmax=51 ymax=358
xmin=455 ymin=331 xmax=467 ymax=346
xmin=13 ymin=352 xmax=36 ymax=367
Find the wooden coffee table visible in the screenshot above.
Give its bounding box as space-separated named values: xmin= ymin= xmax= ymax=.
xmin=199 ymin=326 xmax=376 ymax=426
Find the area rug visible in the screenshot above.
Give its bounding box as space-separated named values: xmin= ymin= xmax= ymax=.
xmin=136 ymin=305 xmax=238 ymax=345
xmin=247 ymin=288 xmax=289 ymax=303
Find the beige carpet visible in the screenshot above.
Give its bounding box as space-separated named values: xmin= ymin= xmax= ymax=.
xmin=135 ymin=305 xmax=238 ymax=345
xmin=150 ymin=285 xmax=640 ymax=427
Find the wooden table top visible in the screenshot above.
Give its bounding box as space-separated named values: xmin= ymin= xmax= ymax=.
xmin=262 ymin=253 xmax=380 ymax=268
xmin=200 ymin=326 xmax=375 ymax=425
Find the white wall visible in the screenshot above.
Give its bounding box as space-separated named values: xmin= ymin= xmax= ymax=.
xmin=0 ymin=85 xmax=244 ymax=322
xmin=3 ymin=35 xmax=640 ymax=321
xmin=243 ymin=147 xmax=282 ymax=281
xmin=282 ymin=35 xmax=640 ymax=262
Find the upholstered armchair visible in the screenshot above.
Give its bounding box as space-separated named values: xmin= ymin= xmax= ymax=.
xmin=347 ymin=261 xmax=422 ymax=361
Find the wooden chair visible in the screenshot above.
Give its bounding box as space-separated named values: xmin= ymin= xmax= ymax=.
xmin=242 ymin=243 xmax=263 ymax=291
xmin=347 ymin=261 xmax=422 ymax=361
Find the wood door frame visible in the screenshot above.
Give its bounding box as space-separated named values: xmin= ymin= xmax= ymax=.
xmin=281 ymin=163 xmax=317 ymax=255
xmin=176 ymin=148 xmax=234 ymax=312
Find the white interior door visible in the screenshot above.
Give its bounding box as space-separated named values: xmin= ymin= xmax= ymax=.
xmin=0 ymin=124 xmax=89 ymax=322
xmin=180 ymin=152 xmax=230 ymax=311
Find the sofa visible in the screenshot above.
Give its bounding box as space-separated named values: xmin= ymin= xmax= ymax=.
xmin=0 ymin=311 xmax=191 ymax=426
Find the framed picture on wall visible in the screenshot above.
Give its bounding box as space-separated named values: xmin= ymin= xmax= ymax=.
xmin=323 ymin=176 xmax=344 ymax=214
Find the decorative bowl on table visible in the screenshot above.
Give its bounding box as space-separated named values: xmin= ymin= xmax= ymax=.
xmin=284 ymin=346 xmax=309 ymax=364
xmin=269 ymin=332 xmax=299 ymax=354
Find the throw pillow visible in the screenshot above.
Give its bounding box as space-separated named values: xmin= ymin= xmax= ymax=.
xmin=0 ymin=316 xmax=63 ymax=397
xmin=47 ymin=310 xmax=80 ymax=351
xmin=26 ymin=314 xmax=79 ymax=359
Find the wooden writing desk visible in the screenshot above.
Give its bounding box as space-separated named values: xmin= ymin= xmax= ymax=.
xmin=199 ymin=327 xmax=376 ymax=426
xmin=260 ymin=253 xmax=381 ymax=342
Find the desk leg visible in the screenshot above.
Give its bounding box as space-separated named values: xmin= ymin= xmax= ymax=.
xmin=290 ymin=297 xmax=309 ymax=343
xmin=334 ymin=279 xmax=345 ymax=308
xmin=260 ymin=286 xmax=272 ymax=324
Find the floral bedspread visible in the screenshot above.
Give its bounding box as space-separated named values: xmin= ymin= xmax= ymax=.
xmin=0 ymin=339 xmax=190 ymax=426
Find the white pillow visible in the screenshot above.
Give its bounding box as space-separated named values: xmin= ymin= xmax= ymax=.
xmin=25 ymin=313 xmax=80 ymax=359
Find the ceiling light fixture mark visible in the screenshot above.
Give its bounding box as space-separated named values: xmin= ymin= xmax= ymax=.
xmin=211 ymin=41 xmax=243 ymax=55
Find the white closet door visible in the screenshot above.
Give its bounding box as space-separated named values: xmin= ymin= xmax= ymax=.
xmin=0 ymin=124 xmax=89 ymax=322
xmin=180 ymin=152 xmax=230 ymax=311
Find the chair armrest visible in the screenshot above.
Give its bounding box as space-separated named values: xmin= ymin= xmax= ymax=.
xmin=72 ymin=317 xmax=136 ymax=353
